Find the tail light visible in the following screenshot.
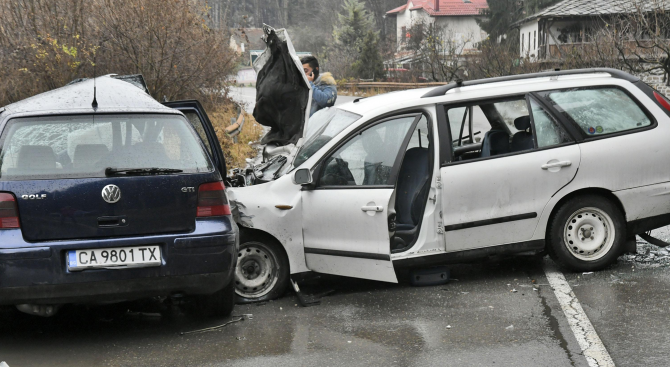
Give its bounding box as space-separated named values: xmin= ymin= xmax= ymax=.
xmin=0 ymin=193 xmax=20 ymax=229
xmin=197 ymin=181 xmax=231 ymax=217
xmin=654 ymin=91 xmax=670 ymax=112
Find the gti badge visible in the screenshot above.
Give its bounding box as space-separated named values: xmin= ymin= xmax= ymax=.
xmin=102 ymin=185 xmax=121 ymax=204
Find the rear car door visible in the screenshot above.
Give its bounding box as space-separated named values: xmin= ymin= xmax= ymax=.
xmin=301 ymin=114 xmax=423 ymax=282
xmin=164 ymin=100 xmax=227 ymax=177
xmin=440 ymin=95 xmax=580 ymax=252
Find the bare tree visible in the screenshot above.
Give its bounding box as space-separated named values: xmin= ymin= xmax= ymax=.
xmin=604 ymin=0 xmax=670 ymax=84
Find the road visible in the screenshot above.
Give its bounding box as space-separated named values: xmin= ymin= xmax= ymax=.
xmin=229 ymin=87 xmax=357 ymax=113
xmin=2 ymin=246 xmax=670 ymax=366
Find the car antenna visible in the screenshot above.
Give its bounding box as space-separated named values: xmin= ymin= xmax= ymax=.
xmin=91 ymin=51 xmax=98 ymax=110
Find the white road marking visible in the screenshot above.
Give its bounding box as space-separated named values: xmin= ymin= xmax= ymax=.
xmin=543 ymin=260 xmax=615 ymax=367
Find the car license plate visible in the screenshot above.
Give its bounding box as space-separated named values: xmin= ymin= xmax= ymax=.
xmin=67 ymin=245 xmax=161 ymax=271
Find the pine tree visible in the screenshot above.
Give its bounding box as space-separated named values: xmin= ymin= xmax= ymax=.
xmin=333 ymin=0 xmax=376 ymax=50
xmin=353 ymin=30 xmax=385 ymax=80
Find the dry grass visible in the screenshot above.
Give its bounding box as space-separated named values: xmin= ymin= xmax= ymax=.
xmin=207 ymin=101 xmax=264 ymax=170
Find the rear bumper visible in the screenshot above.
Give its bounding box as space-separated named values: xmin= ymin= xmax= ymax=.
xmin=0 ymin=217 xmax=238 ymax=305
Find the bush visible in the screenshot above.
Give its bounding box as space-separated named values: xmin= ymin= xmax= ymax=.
xmin=0 ymin=0 xmax=257 ymax=170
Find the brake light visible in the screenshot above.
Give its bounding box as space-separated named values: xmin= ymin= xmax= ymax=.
xmin=654 ymin=91 xmax=670 ymax=112
xmin=197 ymin=181 xmax=231 ymax=217
xmin=0 ymin=193 xmax=20 ymax=229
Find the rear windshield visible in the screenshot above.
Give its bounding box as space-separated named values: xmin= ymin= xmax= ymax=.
xmin=0 ymin=114 xmax=213 ymax=180
xmin=292 ymin=107 xmax=361 ymax=168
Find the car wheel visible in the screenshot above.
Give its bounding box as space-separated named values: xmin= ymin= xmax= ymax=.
xmin=547 ymin=195 xmax=625 ymax=271
xmin=196 ymin=279 xmax=236 ymax=318
xmin=235 ymin=240 xmax=289 ymax=303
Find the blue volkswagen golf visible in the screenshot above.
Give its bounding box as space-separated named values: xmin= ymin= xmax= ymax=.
xmin=0 ymin=75 xmax=238 ymax=317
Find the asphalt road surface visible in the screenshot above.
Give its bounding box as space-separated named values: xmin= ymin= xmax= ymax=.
xmin=2 ymin=242 xmax=670 ymax=367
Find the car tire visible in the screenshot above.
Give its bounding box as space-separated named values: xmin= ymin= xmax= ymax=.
xmin=235 ymin=239 xmax=289 ymax=304
xmin=547 ymin=195 xmax=625 ymax=272
xmin=197 ymin=279 xmax=236 ymax=318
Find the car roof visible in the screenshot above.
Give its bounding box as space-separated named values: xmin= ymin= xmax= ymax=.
xmin=337 ymin=87 xmax=435 ymax=115
xmin=1 ymin=75 xmax=175 ymax=117
xmin=336 ymin=69 xmax=638 ymax=117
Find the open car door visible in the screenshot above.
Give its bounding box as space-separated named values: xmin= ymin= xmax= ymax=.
xmin=301 ymin=113 xmax=428 ymax=283
xmin=163 ymin=100 xmax=227 ymax=177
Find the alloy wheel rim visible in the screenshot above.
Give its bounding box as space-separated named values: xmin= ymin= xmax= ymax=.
xmin=234 ymin=244 xmax=279 ymax=299
xmin=563 ymin=207 xmax=615 ymax=261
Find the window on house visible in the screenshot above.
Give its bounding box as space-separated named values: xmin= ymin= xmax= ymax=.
xmin=402 ymin=26 xmax=407 ymax=43
xmin=528 ymin=32 xmax=531 ymax=52
xmin=534 ymin=31 xmax=537 ymax=50
xmin=521 ymin=33 xmax=524 ymax=53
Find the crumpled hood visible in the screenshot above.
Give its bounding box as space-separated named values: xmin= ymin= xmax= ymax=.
xmin=252 ymin=25 xmax=312 ymax=147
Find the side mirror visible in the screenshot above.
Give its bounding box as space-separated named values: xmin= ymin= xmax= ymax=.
xmin=293 ymin=168 xmax=313 ymax=186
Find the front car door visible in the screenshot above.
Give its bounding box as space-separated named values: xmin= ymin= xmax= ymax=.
xmin=164 ymin=100 xmax=227 ymax=177
xmin=301 ymin=114 xmax=423 ymax=282
xmin=440 ymin=94 xmax=580 ymax=252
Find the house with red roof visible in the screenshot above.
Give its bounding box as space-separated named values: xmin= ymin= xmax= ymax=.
xmin=386 ymin=0 xmax=489 ymax=55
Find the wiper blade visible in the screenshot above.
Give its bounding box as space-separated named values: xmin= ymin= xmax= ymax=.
xmin=105 ymin=167 xmax=183 ymax=176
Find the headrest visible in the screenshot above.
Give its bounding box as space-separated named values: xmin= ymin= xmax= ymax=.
xmin=17 ymin=145 xmax=57 ymax=170
xmin=73 ymin=144 xmax=109 ymax=169
xmin=514 ymin=115 xmax=531 ymax=131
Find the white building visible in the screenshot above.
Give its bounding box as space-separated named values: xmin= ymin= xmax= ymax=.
xmin=386 ymin=0 xmax=489 ymax=54
xmin=514 ymin=0 xmax=670 ymax=60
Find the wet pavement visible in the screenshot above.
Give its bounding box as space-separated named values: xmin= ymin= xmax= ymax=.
xmin=3 ymin=242 xmax=670 ymax=366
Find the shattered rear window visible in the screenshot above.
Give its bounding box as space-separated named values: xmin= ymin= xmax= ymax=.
xmin=0 ymin=114 xmax=213 ymax=180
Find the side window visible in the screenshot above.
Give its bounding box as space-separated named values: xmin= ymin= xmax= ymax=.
xmin=318 ymin=116 xmax=416 ymax=186
xmin=183 ymin=111 xmax=214 ymax=157
xmin=544 ymin=87 xmax=652 ymax=136
xmin=530 ymin=98 xmax=572 ymax=148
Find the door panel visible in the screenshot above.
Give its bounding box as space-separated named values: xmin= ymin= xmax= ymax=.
xmin=441 ymin=145 xmax=580 ymax=251
xmin=301 ymin=114 xmax=420 ymax=283
xmin=302 ymin=188 xmax=397 ymax=282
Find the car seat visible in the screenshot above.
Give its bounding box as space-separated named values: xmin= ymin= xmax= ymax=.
xmin=480 ymin=129 xmax=510 ymax=157
xmin=16 ymin=145 xmax=58 ymax=171
xmin=393 ymin=147 xmax=431 ymax=251
xmin=73 ymin=144 xmax=109 ymax=170
xmin=511 ymin=116 xmax=534 ymax=152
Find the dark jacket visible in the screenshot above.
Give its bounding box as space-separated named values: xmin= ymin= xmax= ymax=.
xmin=310 ymin=72 xmax=337 ymax=116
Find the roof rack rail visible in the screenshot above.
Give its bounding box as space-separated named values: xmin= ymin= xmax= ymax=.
xmin=421 ymin=68 xmax=638 ymax=98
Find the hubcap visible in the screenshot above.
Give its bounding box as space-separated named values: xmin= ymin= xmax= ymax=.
xmin=234 ymin=243 xmax=279 ymax=299
xmin=563 ymin=207 xmax=615 ymax=261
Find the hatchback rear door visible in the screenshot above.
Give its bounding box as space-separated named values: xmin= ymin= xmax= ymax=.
xmin=0 ymin=113 xmax=219 ymax=241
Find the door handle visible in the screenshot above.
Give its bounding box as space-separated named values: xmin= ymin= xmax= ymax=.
xmin=541 ymin=160 xmax=572 ymax=170
xmin=361 ymin=205 xmax=383 ymax=212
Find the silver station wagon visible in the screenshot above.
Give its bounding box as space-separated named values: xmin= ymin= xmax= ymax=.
xmin=227 ymin=67 xmax=670 ymax=303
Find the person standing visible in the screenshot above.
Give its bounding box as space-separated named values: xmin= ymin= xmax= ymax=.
xmin=301 ymin=56 xmax=337 ymax=116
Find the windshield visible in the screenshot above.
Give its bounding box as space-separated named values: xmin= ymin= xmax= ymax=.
xmin=293 ymin=107 xmax=361 ymax=168
xmin=0 ymin=114 xmax=213 ymax=180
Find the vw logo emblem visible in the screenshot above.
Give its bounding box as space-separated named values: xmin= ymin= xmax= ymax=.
xmin=102 ymin=185 xmax=121 ymax=204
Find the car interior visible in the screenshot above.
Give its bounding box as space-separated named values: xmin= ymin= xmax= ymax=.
xmin=391 ymin=115 xmax=433 ymax=253
xmin=447 ymin=97 xmax=535 ymax=161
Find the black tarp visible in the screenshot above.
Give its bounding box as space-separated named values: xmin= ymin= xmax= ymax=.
xmin=253 ymin=29 xmax=309 ymax=146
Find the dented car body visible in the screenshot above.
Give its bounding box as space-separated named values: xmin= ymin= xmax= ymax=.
xmin=228 ymin=67 xmax=670 ymax=302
